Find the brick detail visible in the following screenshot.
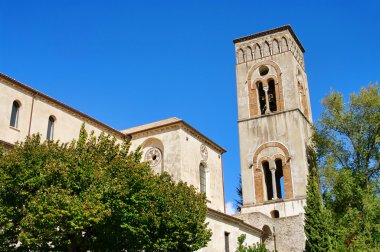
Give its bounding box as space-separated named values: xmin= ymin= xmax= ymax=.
xmin=273 ymin=154 xmax=293 ymax=199
xmin=255 ymin=156 xmax=270 ymax=203
xmin=247 ymin=61 xmax=285 ymax=117
xmin=253 ymin=142 xmax=293 ymax=203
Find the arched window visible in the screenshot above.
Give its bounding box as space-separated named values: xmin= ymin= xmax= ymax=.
xmin=275 ymin=159 xmax=284 ymax=199
xmin=268 ymin=79 xmax=277 ymax=112
xmin=10 ymin=100 xmax=20 ymax=128
xmin=262 ymin=161 xmax=273 ymax=200
xmin=199 ymin=163 xmax=207 ymax=194
xmin=47 ymin=116 xmax=55 ymax=140
xmin=298 ymin=82 xmax=310 ymax=119
xmin=257 ymin=82 xmax=266 ymax=115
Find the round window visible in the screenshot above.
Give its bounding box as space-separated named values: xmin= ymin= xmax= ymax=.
xmin=259 ymin=65 xmax=269 ymax=76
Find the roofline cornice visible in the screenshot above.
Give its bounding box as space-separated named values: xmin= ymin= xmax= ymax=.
xmin=128 ymin=120 xmax=226 ymax=154
xmin=0 ymin=72 xmax=130 ymax=142
xmin=233 ymin=25 xmax=305 ymax=53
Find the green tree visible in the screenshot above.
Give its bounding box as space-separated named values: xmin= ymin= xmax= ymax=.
xmin=0 ymin=126 xmax=212 ymax=251
xmin=312 ymin=84 xmax=380 ymax=250
xmin=236 ymin=234 xmax=272 ymax=252
xmin=235 ymin=175 xmax=243 ymax=212
xmin=304 ymin=147 xmax=335 ymax=252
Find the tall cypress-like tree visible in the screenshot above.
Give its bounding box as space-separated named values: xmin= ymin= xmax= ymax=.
xmin=304 ymin=147 xmax=335 ymax=252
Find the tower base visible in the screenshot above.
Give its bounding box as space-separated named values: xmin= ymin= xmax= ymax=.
xmin=237 ymin=210 xmax=306 ymax=252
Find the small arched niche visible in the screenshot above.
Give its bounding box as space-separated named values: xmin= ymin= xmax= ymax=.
xmin=262 ymin=225 xmax=273 ymax=243
xmin=237 ymin=49 xmax=245 ymax=64
xmin=270 ymin=210 xmax=280 ymax=218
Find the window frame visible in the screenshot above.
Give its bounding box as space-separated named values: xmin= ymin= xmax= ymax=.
xmin=10 ymin=100 xmax=21 ymax=128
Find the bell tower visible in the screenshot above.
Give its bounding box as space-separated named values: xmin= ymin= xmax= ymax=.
xmin=234 ymin=25 xmax=312 ymax=251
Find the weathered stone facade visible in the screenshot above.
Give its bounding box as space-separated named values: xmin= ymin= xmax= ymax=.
xmin=0 ymin=73 xmax=262 ymax=251
xmin=234 ymin=25 xmax=312 ymax=252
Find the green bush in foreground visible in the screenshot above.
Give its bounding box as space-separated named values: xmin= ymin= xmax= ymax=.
xmin=0 ymin=126 xmax=211 ymax=251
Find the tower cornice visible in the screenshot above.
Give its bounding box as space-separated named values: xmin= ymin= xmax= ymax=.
xmin=233 ymin=25 xmax=305 ymax=53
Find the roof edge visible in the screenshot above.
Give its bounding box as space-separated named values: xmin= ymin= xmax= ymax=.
xmin=207 ymin=208 xmax=262 ymax=235
xmin=125 ymin=119 xmax=226 ymax=154
xmin=233 ymin=25 xmax=305 ymax=53
xmin=0 ymin=72 xmax=129 ymax=141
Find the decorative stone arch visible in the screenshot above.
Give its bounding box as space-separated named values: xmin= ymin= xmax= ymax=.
xmin=263 ymin=41 xmax=271 ymax=57
xmin=272 ymin=39 xmax=280 ymax=54
xmin=247 ymin=60 xmax=285 ymax=117
xmin=246 ymin=46 xmax=253 ymax=61
xmin=254 ymin=43 xmax=262 ymax=59
xmin=250 ymin=76 xmax=278 ymax=89
xmin=280 ymin=36 xmax=289 ymax=52
xmin=237 ymin=48 xmax=245 ymax=64
xmin=252 ymin=142 xmax=293 ymax=203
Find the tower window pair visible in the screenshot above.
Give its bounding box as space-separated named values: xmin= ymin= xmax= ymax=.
xmin=257 ymin=80 xmax=277 ymax=115
xmin=262 ymin=159 xmax=285 ymax=200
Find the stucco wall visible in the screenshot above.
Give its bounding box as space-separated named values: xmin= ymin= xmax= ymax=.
xmin=201 ymin=212 xmax=261 ymax=252
xmin=127 ymin=125 xmax=225 ymax=212
xmin=0 ymin=77 xmax=125 ymax=145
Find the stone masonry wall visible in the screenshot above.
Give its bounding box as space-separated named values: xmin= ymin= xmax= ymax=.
xmin=238 ymin=212 xmax=305 ymax=252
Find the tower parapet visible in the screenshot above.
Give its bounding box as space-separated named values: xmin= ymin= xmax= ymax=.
xmin=233 ymin=25 xmax=305 ymax=69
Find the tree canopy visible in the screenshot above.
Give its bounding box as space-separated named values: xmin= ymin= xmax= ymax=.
xmin=306 ymin=84 xmax=380 ymax=251
xmin=0 ymin=126 xmax=212 ymax=251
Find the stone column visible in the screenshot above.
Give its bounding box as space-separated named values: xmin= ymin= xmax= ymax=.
xmin=263 ymin=85 xmax=271 ymax=115
xmin=269 ymin=160 xmax=277 ymax=200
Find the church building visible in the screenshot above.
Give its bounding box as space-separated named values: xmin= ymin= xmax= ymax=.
xmin=0 ymin=25 xmax=312 ymax=252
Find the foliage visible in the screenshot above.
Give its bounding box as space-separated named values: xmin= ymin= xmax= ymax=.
xmin=235 ymin=175 xmax=243 ymax=212
xmin=304 ymin=147 xmax=335 ymax=252
xmin=0 ymin=126 xmax=212 ymax=251
xmin=236 ymin=234 xmax=273 ymax=252
xmin=310 ymin=84 xmax=380 ymax=251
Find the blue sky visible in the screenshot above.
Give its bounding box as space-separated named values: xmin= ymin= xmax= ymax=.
xmin=1 ymin=0 xmax=379 ymax=211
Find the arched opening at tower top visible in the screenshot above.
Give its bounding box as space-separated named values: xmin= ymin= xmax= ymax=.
xmin=257 ymin=82 xmax=266 ymax=115
xmin=268 ymin=79 xmax=277 ymax=112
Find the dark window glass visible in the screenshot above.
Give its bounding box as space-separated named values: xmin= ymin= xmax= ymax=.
xmin=10 ymin=101 xmax=20 ymax=128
